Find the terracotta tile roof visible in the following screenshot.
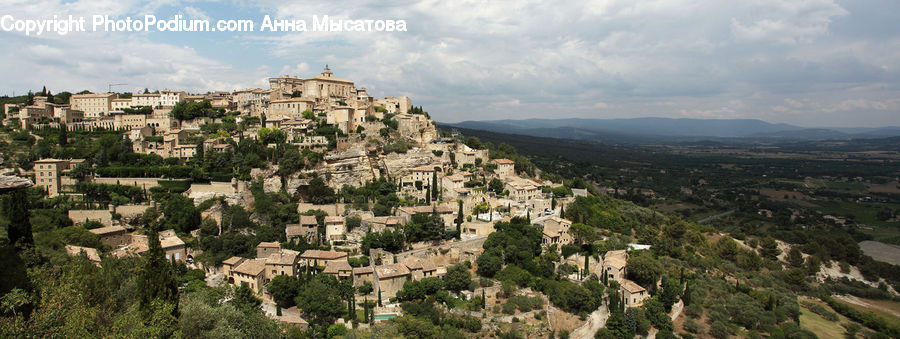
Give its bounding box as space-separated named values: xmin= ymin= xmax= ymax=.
xmin=420 ymin=258 xmax=437 ymax=272
xmin=233 ymin=259 xmax=266 ymax=276
xmin=223 ymin=256 xmax=245 ymax=266
xmin=285 ymin=225 xmax=305 ymax=238
xmin=65 ymin=245 xmax=101 ymax=262
xmin=266 ymin=251 xmax=299 ymax=266
xmin=493 ymin=158 xmax=515 ymax=165
xmin=623 ymin=280 xmax=646 ymax=293
xmin=160 ymin=235 xmax=185 ymax=249
xmin=324 ymin=216 xmax=344 ymax=223
xmin=89 ymin=225 xmax=127 ymax=235
xmin=322 ymin=260 xmax=352 ymax=274
xmin=300 ymin=250 xmax=348 ymax=260
xmin=375 ymin=264 xmax=410 ymax=279
xmin=257 ymin=241 xmax=281 ymax=248
xmin=353 ymin=266 xmax=374 ymax=275
xmin=299 ymin=215 xmax=318 ymax=225
xmin=402 ymin=257 xmax=423 ymax=271
xmin=275 ymin=314 xmax=308 ymax=325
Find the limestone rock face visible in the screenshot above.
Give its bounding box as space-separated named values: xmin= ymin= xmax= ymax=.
xmin=186 ymin=181 xmax=253 ymax=207
xmin=324 ymin=143 xmax=375 ymax=189
xmin=382 ymin=149 xmax=440 ymax=178
xmin=398 ymin=115 xmax=437 ymax=145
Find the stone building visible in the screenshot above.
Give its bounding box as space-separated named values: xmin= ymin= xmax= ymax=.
xmin=89 ymin=226 xmax=130 ymax=247
xmin=70 ymin=93 xmax=115 ymax=118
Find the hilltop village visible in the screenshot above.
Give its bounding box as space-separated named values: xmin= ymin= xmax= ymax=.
xmin=4 ymin=66 xmax=636 ymax=334
xmin=1 ymin=67 xmax=899 ymax=339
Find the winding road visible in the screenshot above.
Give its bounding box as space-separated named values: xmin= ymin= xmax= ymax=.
xmin=570 ymin=300 xmax=609 ymax=339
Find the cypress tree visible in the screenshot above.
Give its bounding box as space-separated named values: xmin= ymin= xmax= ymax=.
xmin=425 ymin=185 xmax=431 ymax=203
xmin=584 ymin=255 xmax=590 ymax=277
xmin=431 ymin=171 xmax=438 ymax=201
xmin=456 ymin=200 xmax=463 ymax=239
xmin=2 ymin=190 xmax=32 ymax=246
xmin=378 ymin=290 xmax=382 ymax=307
xmin=59 ymin=125 xmax=68 ymax=145
xmin=559 ymin=204 xmax=565 ymax=219
xmin=137 ymin=228 xmax=179 ymax=316
xmin=481 ymin=289 xmax=486 ymax=309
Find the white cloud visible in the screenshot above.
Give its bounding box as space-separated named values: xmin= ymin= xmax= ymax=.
xmin=181 ymin=6 xmax=210 ymax=21
xmin=0 ymin=0 xmax=898 ymax=127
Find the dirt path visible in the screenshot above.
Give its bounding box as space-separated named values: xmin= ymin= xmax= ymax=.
xmin=570 ymin=300 xmax=609 ymax=339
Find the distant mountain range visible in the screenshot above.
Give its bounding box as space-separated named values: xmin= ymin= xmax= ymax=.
xmin=444 ymin=118 xmax=900 ymax=142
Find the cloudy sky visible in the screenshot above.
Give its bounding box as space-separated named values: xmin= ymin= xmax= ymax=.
xmin=1 ymin=0 xmax=898 ymax=127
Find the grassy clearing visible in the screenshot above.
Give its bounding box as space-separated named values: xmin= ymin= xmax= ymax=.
xmin=799 ymin=308 xmax=846 ymax=339
xmin=813 ymin=200 xmax=900 ymax=228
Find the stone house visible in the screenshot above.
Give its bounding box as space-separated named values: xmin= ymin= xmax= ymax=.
xmin=233 ymin=259 xmax=267 ymax=293
xmin=286 ymin=215 xmax=318 ymax=243
xmin=256 ymin=241 xmax=282 ymax=259
xmin=223 ymin=256 xmax=246 ymax=282
xmin=622 ymin=280 xmax=649 ymax=307
xmin=493 ymin=158 xmax=515 ymax=178
xmin=322 ymin=260 xmax=353 ymax=280
xmin=352 ymin=266 xmax=375 ymax=287
xmin=299 ymin=250 xmax=348 ymax=268
xmin=374 ymin=264 xmax=411 ymax=300
xmin=534 ymin=216 xmax=573 ymax=246
xmin=89 ymin=226 xmax=130 ymax=248
xmin=506 ymin=179 xmax=541 ymax=203
xmin=265 ymin=249 xmax=301 ymax=281
xmin=602 ymin=250 xmax=628 ymax=284
xmin=324 ymin=216 xmax=346 ymax=245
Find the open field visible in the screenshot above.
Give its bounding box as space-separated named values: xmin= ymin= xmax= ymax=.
xmin=800 ymin=308 xmax=847 ymax=338
xmin=813 ymin=200 xmax=900 ymax=228
xmin=759 ymin=188 xmax=811 ymax=201
xmin=869 ymin=181 xmax=900 ymax=194
xmin=859 ymin=241 xmax=900 ymax=266
xmin=798 ymin=297 xmax=856 ymax=338
xmin=835 ymin=296 xmax=900 ymax=329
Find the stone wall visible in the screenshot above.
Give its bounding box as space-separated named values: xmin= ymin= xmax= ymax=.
xmin=68 ymin=209 xmax=112 ymax=226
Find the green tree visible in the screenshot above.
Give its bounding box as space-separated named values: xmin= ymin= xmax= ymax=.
xmin=626 ymin=254 xmax=662 ymax=288
xmin=137 ymin=229 xmax=179 ymax=316
xmin=2 ymin=190 xmax=32 ymax=246
xmin=476 ymin=252 xmax=502 ymax=278
xmin=296 ymin=275 xmax=345 ymax=324
xmin=0 ymin=288 xmax=29 ymax=333
xmin=58 ymin=125 xmax=68 ymax=145
xmin=162 ymin=194 xmax=201 ymax=233
xmin=759 ymin=236 xmax=781 ymax=261
xmin=444 ymin=263 xmax=472 ymax=293
xmin=267 ymin=275 xmax=299 ymax=308
xmin=456 ymin=200 xmax=464 ymax=239
xmin=230 ymin=283 xmax=262 ymax=312
xmin=787 ymin=246 xmax=804 ymax=268
xmin=431 ymin=171 xmax=439 ymax=201
xmin=658 ymin=275 xmax=680 ymax=312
